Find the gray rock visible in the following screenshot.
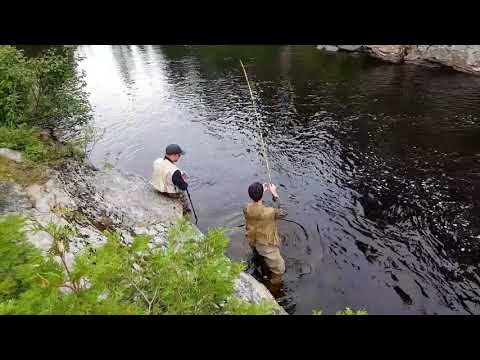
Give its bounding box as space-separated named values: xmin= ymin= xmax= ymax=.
xmin=0 ymin=148 xmax=23 ymax=163
xmin=317 ymin=45 xmax=339 ymax=52
xmin=234 ymin=272 xmax=287 ymax=315
xmin=356 ymin=45 xmax=480 ymax=75
xmin=0 ymin=181 xmax=32 ymax=214
xmin=365 ymin=45 xmax=408 ymax=63
xmin=337 ymin=45 xmax=363 ymax=51
xmin=405 ymin=45 xmax=480 ymax=74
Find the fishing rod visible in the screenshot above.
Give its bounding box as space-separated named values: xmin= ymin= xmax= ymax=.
xmin=239 ymin=59 xmax=273 ymax=184
xmin=239 ymin=60 xmax=309 ymax=241
xmin=186 ymin=189 xmax=199 ymax=224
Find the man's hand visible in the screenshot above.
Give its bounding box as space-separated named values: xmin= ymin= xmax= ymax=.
xmin=181 ymin=171 xmax=188 ymax=183
xmin=264 ymin=183 xmax=279 ymax=199
xmin=269 ymin=184 xmax=279 ymax=199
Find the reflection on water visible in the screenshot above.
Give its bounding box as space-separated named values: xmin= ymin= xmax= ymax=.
xmin=77 ymin=45 xmax=480 ymax=314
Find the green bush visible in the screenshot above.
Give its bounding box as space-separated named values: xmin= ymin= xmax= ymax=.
xmin=312 ymin=307 xmax=368 ymax=315
xmin=0 ymin=45 xmax=91 ymax=131
xmin=336 ymin=307 xmax=368 ymax=315
xmin=0 ymin=46 xmax=34 ymax=126
xmin=0 ymin=216 xmax=274 ymax=315
xmin=0 ymin=215 xmax=66 ymax=314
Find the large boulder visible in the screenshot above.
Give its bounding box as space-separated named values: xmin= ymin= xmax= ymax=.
xmin=234 ymin=272 xmax=287 ymax=315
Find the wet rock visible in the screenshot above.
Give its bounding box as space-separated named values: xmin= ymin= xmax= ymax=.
xmin=405 ymin=45 xmax=480 ymax=75
xmin=342 ymin=45 xmax=480 ymax=75
xmin=337 ymin=45 xmax=363 ymax=51
xmin=234 ymin=272 xmax=287 ymax=315
xmin=366 ymin=45 xmax=409 ymax=63
xmin=317 ymin=45 xmax=339 ymax=52
xmin=0 ymin=148 xmax=23 ymax=163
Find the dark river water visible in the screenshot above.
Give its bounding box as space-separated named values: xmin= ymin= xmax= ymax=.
xmin=74 ymin=45 xmax=480 ymax=315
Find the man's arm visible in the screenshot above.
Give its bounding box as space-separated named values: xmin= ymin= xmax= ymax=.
xmin=172 ymin=170 xmax=188 ymax=191
xmin=272 ymin=195 xmax=287 ymax=219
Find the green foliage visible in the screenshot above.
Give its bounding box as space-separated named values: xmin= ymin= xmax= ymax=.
xmin=223 ymin=298 xmax=275 ymax=315
xmin=0 ymin=215 xmax=66 ymax=314
xmin=0 ymin=217 xmax=275 ymax=315
xmin=336 ymin=307 xmax=368 ymax=315
xmin=312 ymin=307 xmax=368 ymax=315
xmin=0 ymin=46 xmax=34 ymax=126
xmin=0 ymin=45 xmax=91 ymax=130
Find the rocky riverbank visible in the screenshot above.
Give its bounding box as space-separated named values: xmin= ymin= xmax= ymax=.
xmin=0 ymin=149 xmax=286 ymax=315
xmin=317 ymin=45 xmax=480 ymax=75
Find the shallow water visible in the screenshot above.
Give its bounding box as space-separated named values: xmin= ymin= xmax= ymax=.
xmin=76 ymin=45 xmax=480 ymax=314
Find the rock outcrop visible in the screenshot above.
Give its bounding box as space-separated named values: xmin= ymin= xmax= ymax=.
xmin=317 ymin=45 xmax=480 ymax=75
xmin=404 ymin=45 xmax=480 ymax=74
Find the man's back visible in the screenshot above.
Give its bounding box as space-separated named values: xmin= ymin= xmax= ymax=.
xmin=243 ymin=202 xmax=281 ymax=247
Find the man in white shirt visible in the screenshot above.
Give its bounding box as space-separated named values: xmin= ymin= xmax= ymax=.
xmin=151 ymin=144 xmax=191 ymax=215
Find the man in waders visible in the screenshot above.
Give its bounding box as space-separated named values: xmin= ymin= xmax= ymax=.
xmin=150 ymin=144 xmax=191 ymax=215
xmin=243 ymin=182 xmax=287 ymax=296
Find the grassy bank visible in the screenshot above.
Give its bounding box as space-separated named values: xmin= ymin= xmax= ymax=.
xmin=0 ymin=125 xmax=84 ymax=186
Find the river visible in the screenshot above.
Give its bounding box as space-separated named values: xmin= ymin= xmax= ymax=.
xmin=74 ymin=45 xmax=480 ymax=314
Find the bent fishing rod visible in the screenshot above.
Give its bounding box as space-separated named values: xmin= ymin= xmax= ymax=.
xmin=239 ymin=59 xmax=308 ymax=241
xmin=239 ymin=59 xmax=273 ymax=184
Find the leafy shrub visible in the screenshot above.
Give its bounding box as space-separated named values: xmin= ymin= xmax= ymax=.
xmin=0 ymin=216 xmax=274 ymax=315
xmin=0 ymin=215 xmax=66 ymax=314
xmin=0 ymin=46 xmax=34 ymax=126
xmin=0 ymin=45 xmax=91 ymax=131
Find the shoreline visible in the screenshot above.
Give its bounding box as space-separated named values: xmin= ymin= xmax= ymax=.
xmin=0 ymin=149 xmax=286 ymax=315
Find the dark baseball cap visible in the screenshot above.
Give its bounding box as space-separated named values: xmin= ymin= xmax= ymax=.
xmin=165 ymin=144 xmax=185 ymax=155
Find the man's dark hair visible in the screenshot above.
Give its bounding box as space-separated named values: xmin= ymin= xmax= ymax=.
xmin=248 ymin=182 xmax=264 ymax=202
